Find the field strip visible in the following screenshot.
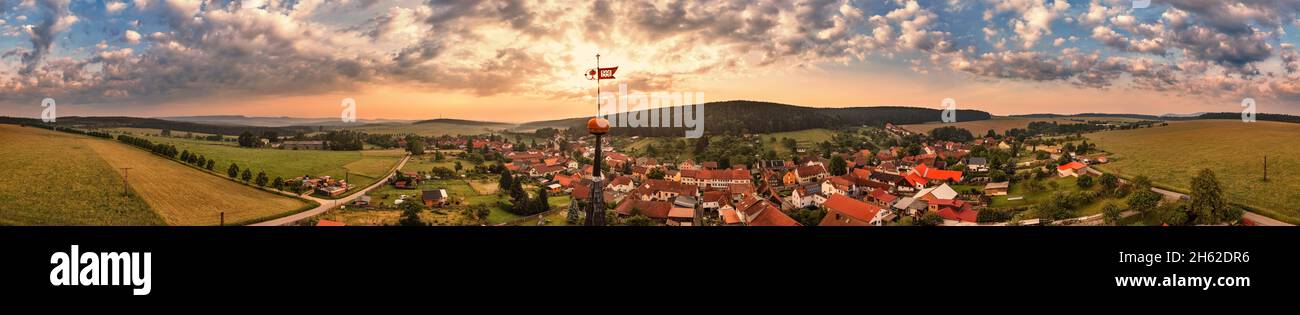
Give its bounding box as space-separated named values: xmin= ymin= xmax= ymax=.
xmin=80 ymin=138 xmax=308 ymax=225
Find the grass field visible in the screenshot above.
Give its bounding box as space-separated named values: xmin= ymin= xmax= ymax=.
xmin=346 ymin=121 xmax=515 ymax=137
xmin=0 ymin=125 xmax=162 ymax=225
xmin=988 ymin=174 xmax=1122 ymax=219
xmin=106 ymin=127 xmax=236 ymax=141
xmin=352 ymin=178 xmax=527 ymax=225
xmin=1086 ymin=120 xmax=1300 ymax=223
xmin=138 ymin=135 xmax=405 ymax=198
xmin=760 ymin=129 xmax=837 ymax=155
xmin=399 ymin=155 xmax=497 ymax=173
xmin=0 ymin=124 xmax=310 ymax=225
xmin=901 ymin=116 xmax=1142 ymax=135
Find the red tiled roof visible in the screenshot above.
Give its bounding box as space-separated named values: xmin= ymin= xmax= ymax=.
xmin=614 ymin=199 xmax=673 ymax=219
xmin=904 ymin=173 xmax=928 ymax=187
xmin=572 ymin=181 xmax=592 ymax=200
xmin=795 ymin=164 xmax=827 ymax=177
xmin=913 ymin=164 xmax=963 ymax=182
xmin=668 ymin=207 xmax=694 ymax=218
xmin=821 ymin=194 xmax=883 ymax=224
xmin=644 ymin=179 xmax=697 ymax=196
xmin=933 ymin=199 xmax=977 ymax=222
xmin=731 ymin=195 xmax=799 ymax=226
xmin=681 ymin=168 xmax=750 ymax=182
xmin=720 ymin=209 xmax=741 ymax=224
xmin=748 ymin=206 xmax=800 ymax=226
xmin=606 ymin=152 xmax=631 ymax=161
xmin=608 ymin=176 xmax=633 ymax=186
xmin=829 ymin=176 xmax=855 ymax=188
xmin=701 ymin=190 xmax=726 ymax=203
xmin=530 ymin=164 xmax=565 ymax=174
xmin=1058 ymin=161 xmax=1088 ymax=171
xmin=553 ymin=173 xmax=579 ymax=187
xmin=851 ymin=168 xmax=872 ymax=180
xmin=869 ymin=189 xmax=897 ymax=203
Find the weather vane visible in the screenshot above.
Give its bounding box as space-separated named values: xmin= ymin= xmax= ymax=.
xmin=579 ymin=53 xmax=617 ymax=226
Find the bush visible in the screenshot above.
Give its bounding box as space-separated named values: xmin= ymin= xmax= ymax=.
xmin=976 ymin=208 xmax=1015 ymax=223
xmin=1076 ymin=175 xmax=1094 ymax=189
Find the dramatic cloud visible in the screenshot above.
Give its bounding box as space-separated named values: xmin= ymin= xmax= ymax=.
xmin=0 ymin=0 xmax=1298 ymax=111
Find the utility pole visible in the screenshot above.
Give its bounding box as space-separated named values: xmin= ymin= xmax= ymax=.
xmin=119 ymin=167 xmax=133 ymax=195
xmin=220 ymin=212 xmax=225 ymax=226
xmin=1263 ymin=156 xmax=1268 ymax=182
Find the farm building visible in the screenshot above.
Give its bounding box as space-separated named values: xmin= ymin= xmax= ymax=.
xmin=983 ymin=182 xmax=1009 ymax=196
xmin=1057 ymin=162 xmax=1090 ymax=177
xmin=422 ymin=189 xmax=449 ymax=207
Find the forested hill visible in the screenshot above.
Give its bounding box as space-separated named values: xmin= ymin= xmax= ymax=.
xmin=1193 ymin=112 xmax=1300 ymax=123
xmin=527 ymin=100 xmax=992 ymax=137
xmin=0 ymin=116 xmax=317 ymax=136
xmin=1011 ymin=112 xmax=1300 ymax=124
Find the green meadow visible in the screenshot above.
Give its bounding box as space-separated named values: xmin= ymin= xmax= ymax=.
xmin=1087 ymin=120 xmax=1300 ymax=224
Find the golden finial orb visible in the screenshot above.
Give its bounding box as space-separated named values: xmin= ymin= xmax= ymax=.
xmin=587 ymin=117 xmax=610 ymax=135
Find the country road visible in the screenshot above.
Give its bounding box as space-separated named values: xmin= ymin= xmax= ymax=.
xmin=1083 ymin=168 xmax=1292 ymax=226
xmin=250 ymin=155 xmax=411 ymax=226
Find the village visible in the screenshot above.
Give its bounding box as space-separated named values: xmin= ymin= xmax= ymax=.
xmin=305 ymin=117 xmax=1238 ymax=227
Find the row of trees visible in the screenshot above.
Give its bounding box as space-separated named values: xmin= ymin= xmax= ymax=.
xmin=223 ymin=162 xmax=282 ymax=190
xmin=117 ymin=134 xmax=179 ymax=158
xmin=117 ymin=133 xmax=295 ymax=194
xmin=179 ymin=150 xmax=216 ymax=171
xmin=28 ymin=124 xmax=114 ymax=139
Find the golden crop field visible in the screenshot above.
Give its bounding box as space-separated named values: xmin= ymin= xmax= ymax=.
xmin=80 ymin=139 xmax=311 ymax=225
xmin=0 ymin=125 xmax=162 ymax=225
xmin=1086 ymin=120 xmax=1300 ymax=224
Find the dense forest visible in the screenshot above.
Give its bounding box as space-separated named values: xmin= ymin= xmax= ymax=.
xmin=533 ymin=100 xmax=993 ymax=137
xmin=1196 ymin=112 xmax=1300 ymax=123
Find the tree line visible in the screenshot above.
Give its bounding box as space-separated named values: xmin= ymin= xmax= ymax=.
xmin=117 ymin=134 xmax=179 ymax=159
xmin=24 ymin=124 xmax=115 ymax=139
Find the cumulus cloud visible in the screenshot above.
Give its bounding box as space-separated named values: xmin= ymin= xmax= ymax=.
xmin=984 ymin=0 xmax=1071 ymax=49
xmin=105 ymin=1 xmax=128 ymax=14
xmin=1 ymin=0 xmax=1299 ymax=108
xmin=122 ymin=29 xmax=140 ymax=44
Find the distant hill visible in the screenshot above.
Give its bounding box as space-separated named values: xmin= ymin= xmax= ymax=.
xmin=1196 ymin=112 xmax=1300 ymax=123
xmin=159 ymin=115 xmax=413 ymax=127
xmin=1010 ymin=113 xmax=1172 ymax=120
xmin=517 ymin=100 xmax=992 ymax=136
xmin=1010 ymin=112 xmax=1300 ymax=124
xmin=0 ymin=116 xmax=316 ymax=136
xmin=513 ymin=117 xmax=583 ymax=133
xmin=411 ymin=118 xmax=509 ymax=126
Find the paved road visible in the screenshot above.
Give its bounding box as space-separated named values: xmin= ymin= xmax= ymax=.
xmin=1083 ymin=168 xmax=1292 ymax=226
xmin=250 ymin=155 xmax=411 ymax=226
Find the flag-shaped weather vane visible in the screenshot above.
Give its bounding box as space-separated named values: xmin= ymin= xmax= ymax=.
xmin=575 ymin=53 xmax=617 ymax=226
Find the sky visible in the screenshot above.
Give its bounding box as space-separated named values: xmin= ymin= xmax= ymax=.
xmin=0 ymin=0 xmax=1299 ymax=122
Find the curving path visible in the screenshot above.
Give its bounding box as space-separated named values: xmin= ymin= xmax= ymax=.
xmin=250 ymin=155 xmax=410 ymax=226
xmin=1084 ymin=167 xmax=1292 ymax=226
